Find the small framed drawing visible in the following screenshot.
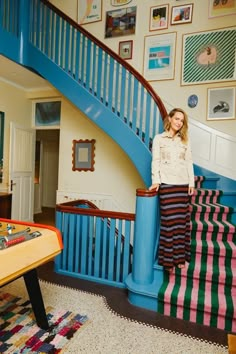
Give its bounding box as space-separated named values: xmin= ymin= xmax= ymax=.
xmin=149 ymin=5 xmax=169 ymax=31
xmin=33 ymin=100 xmax=61 ymax=129
xmin=72 ymin=139 xmax=96 ymax=171
xmin=119 ymin=40 xmax=133 ymax=60
xmin=78 ymin=0 xmax=102 ymax=25
xmin=171 ymin=3 xmax=193 ymax=25
xmin=209 ymin=0 xmax=236 ymax=18
xmin=207 ymin=87 xmax=235 ymax=121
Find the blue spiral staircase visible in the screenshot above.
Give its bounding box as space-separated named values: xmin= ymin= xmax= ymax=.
xmin=0 ymin=0 xmax=168 ymax=187
xmin=1 ymin=0 xmax=236 ymax=334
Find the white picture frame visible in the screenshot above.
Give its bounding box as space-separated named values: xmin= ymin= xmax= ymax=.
xmin=143 ymin=32 xmax=177 ymax=81
xmin=207 ymin=87 xmax=235 ymax=121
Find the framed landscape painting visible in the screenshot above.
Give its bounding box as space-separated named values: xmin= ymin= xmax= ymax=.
xmin=105 ymin=6 xmax=137 ymax=38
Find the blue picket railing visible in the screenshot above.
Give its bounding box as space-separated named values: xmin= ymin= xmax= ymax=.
xmin=55 ymin=200 xmax=135 ymax=288
xmin=0 ymin=0 xmax=167 ymax=186
xmin=28 ymin=0 xmax=166 ymax=154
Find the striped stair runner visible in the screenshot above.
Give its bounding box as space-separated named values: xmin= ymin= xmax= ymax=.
xmin=157 ymin=176 xmax=236 ymax=332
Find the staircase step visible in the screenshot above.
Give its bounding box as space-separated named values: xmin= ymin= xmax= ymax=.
xmin=175 ymin=261 xmax=236 ymax=288
xmin=192 ymin=189 xmax=222 ymax=204
xmin=191 ymin=219 xmax=236 ymax=234
xmin=190 ymin=202 xmax=232 ymax=214
xmin=192 ymin=239 xmax=236 ymax=257
xmin=158 ymin=273 xmax=236 ymax=331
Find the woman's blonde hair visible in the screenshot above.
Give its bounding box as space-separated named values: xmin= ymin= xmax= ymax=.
xmin=163 ymin=108 xmax=189 ymax=143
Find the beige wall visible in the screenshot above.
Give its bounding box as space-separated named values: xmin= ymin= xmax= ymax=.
xmin=0 ymin=83 xmax=145 ymax=212
xmin=58 ymin=98 xmax=145 ymax=211
xmin=49 ymin=0 xmax=236 ymax=137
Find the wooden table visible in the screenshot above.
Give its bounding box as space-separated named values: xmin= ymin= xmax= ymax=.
xmin=0 ymin=219 xmax=63 ymax=329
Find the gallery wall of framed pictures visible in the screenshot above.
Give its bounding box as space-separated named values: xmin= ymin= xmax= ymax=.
xmin=75 ymin=0 xmax=236 ymax=123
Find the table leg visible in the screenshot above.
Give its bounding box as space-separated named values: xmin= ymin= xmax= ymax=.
xmin=23 ymin=268 xmax=49 ymax=330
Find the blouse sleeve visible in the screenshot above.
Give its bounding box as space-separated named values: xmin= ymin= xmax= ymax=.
xmin=186 ymin=140 xmax=195 ymax=187
xmin=151 ymin=135 xmax=161 ymax=184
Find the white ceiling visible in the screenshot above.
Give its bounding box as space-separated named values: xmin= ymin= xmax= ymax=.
xmin=0 ymin=55 xmax=50 ymax=91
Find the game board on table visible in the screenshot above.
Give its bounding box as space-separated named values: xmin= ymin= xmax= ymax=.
xmin=0 ymin=219 xmax=63 ymax=286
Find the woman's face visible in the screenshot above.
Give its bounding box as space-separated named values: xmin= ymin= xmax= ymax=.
xmin=168 ymin=111 xmax=184 ymax=135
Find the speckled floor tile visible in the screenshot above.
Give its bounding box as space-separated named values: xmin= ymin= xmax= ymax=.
xmin=2 ymin=279 xmax=228 ymax=354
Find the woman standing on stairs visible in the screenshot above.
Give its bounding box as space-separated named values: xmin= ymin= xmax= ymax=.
xmin=149 ymin=108 xmax=195 ymax=273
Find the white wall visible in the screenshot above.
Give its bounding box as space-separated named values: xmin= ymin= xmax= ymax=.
xmin=49 ymin=0 xmax=236 ymax=138
xmin=0 ymin=80 xmax=32 ymax=192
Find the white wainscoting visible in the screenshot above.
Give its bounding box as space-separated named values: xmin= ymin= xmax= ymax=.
xmin=189 ymin=119 xmax=236 ymax=180
xmin=56 ymin=190 xmax=123 ymax=211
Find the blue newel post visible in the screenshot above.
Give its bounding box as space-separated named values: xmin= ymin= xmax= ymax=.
xmin=132 ymin=188 xmax=157 ymax=284
xmin=126 ymin=188 xmax=163 ymax=311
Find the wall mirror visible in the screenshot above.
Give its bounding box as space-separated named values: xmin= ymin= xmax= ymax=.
xmin=0 ymin=112 xmax=4 ymax=183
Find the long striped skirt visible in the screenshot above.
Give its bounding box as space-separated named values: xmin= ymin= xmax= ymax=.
xmin=158 ymin=184 xmax=191 ymax=268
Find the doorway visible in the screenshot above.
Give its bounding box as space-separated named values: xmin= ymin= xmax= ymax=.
xmin=34 ymin=129 xmax=60 ymax=216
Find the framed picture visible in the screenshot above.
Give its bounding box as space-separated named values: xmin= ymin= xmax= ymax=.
xmin=110 ymin=0 xmax=132 ymax=6
xmin=105 ymin=6 xmax=137 ymax=38
xmin=78 ymin=0 xmax=102 ymax=25
xmin=209 ymin=0 xmax=236 ymax=18
xmin=171 ymin=4 xmax=193 ymax=25
xmin=72 ymin=139 xmax=96 ymax=171
xmin=207 ymin=87 xmax=235 ymax=121
xmin=143 ymin=32 xmax=177 ymax=81
xmin=181 ymin=27 xmax=236 ymax=86
xmin=119 ymin=40 xmax=133 ymax=60
xmin=33 ymin=100 xmax=61 ymax=129
xmin=149 ymin=5 xmax=169 ymax=31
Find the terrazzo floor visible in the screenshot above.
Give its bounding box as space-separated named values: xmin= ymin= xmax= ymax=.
xmin=2 ymin=278 xmax=228 ymax=354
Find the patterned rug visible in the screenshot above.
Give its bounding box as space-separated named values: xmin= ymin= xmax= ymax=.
xmin=0 ymin=291 xmax=90 ymax=353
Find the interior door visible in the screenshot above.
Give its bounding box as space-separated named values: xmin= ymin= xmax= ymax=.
xmin=9 ymin=122 xmax=35 ymax=221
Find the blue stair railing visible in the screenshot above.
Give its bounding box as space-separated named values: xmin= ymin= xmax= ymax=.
xmin=0 ymin=0 xmax=167 ymax=186
xmin=55 ymin=199 xmax=135 ymax=288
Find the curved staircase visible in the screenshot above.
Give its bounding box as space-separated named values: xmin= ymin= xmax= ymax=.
xmin=0 ymin=0 xmax=236 ymax=335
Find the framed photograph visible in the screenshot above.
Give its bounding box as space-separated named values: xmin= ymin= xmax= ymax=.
xmin=171 ymin=4 xmax=193 ymax=25
xmin=149 ymin=5 xmax=169 ymax=31
xmin=181 ymin=27 xmax=236 ymax=86
xmin=143 ymin=32 xmax=177 ymax=81
xmin=105 ymin=6 xmax=137 ymax=38
xmin=72 ymin=139 xmax=96 ymax=171
xmin=111 ymin=0 xmax=132 ymax=6
xmin=209 ymin=0 xmax=236 ymax=18
xmin=207 ymin=87 xmax=235 ymax=121
xmin=119 ymin=40 xmax=133 ymax=60
xmin=33 ymin=100 xmax=61 ymax=129
xmin=78 ymin=0 xmax=102 ymax=25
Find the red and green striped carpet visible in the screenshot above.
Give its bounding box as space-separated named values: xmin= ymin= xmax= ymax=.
xmin=158 ymin=176 xmax=236 ymax=332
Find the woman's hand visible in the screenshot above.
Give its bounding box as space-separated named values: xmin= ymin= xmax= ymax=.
xmin=149 ymin=183 xmax=160 ymax=192
xmin=188 ymin=186 xmax=195 ymax=196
